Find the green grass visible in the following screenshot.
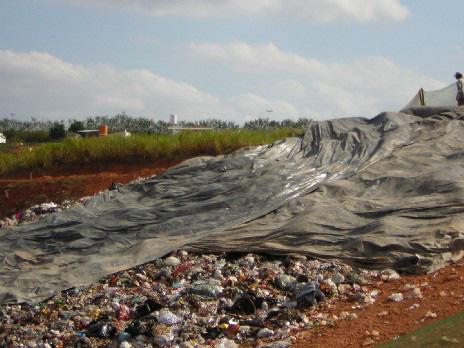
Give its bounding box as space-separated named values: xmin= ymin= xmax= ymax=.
xmin=0 ymin=129 xmax=303 ymax=176
xmin=377 ymin=312 xmax=464 ymax=348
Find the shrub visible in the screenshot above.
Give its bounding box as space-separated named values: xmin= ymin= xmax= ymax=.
xmin=68 ymin=120 xmax=85 ymax=133
xmin=2 ymin=129 xmax=50 ymax=144
xmin=49 ymin=123 xmax=66 ymax=140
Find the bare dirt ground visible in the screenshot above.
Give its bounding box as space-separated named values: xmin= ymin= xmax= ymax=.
xmin=294 ymin=260 xmax=464 ymax=348
xmin=1 ymin=163 xmax=463 ymax=347
xmin=0 ymin=161 xmax=178 ymax=218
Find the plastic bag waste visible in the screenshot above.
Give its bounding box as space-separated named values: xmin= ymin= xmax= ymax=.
xmin=295 ymin=282 xmax=325 ymax=307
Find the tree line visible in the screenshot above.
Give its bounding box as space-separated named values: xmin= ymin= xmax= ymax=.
xmin=0 ymin=113 xmax=312 ymax=143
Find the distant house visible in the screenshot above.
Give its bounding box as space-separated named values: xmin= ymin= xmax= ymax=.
xmin=66 ymin=132 xmax=81 ymax=139
xmin=76 ymin=124 xmax=109 ymax=138
xmin=76 ymin=129 xmax=100 ymax=138
xmin=0 ymin=132 xmax=6 ymax=144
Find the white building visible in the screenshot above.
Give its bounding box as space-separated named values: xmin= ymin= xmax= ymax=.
xmin=0 ymin=132 xmax=6 ymax=144
xmin=170 ymin=114 xmax=178 ymax=125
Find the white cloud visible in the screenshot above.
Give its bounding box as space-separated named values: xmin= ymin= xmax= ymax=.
xmin=61 ymin=0 xmax=410 ymax=22
xmin=190 ymin=41 xmax=445 ymax=118
xmin=0 ymin=50 xmax=300 ymax=122
xmin=0 ymin=46 xmax=446 ymax=123
xmin=190 ymin=41 xmax=329 ymax=75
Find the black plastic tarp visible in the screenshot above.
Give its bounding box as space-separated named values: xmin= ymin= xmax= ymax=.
xmin=2 ymin=107 xmax=464 ymax=304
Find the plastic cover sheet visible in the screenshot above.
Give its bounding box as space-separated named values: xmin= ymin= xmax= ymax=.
xmin=403 ymin=81 xmax=460 ymax=109
xmin=2 ymin=107 xmax=464 ymax=304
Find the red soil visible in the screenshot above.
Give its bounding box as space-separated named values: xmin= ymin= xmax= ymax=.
xmin=0 ymin=161 xmax=178 ymax=218
xmin=295 ymin=260 xmax=464 ymax=347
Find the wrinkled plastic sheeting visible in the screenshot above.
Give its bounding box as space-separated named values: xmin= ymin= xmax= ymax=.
xmin=189 ymin=107 xmax=464 ymax=272
xmin=2 ymin=107 xmax=464 ymax=303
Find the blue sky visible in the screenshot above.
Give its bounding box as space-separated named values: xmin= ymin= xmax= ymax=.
xmin=0 ymin=0 xmax=463 ymax=123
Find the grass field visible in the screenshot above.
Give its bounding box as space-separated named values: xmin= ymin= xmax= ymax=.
xmin=378 ymin=312 xmax=464 ymax=348
xmin=0 ymin=128 xmax=303 ymax=176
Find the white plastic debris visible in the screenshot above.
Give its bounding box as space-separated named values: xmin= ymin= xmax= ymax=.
xmin=156 ymin=309 xmax=181 ymax=325
xmin=164 ymin=256 xmax=181 ymax=266
xmin=257 ymin=328 xmax=275 ymax=339
xmin=388 ymin=293 xmax=404 ymax=302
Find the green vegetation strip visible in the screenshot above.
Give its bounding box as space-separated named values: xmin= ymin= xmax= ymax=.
xmin=377 ymin=312 xmax=464 ymax=348
xmin=0 ymin=129 xmax=303 ymax=176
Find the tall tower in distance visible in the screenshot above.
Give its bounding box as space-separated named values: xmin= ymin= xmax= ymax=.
xmin=170 ymin=114 xmax=178 ymax=126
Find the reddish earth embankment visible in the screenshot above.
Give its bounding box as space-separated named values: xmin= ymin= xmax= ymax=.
xmin=0 ymin=161 xmax=178 ymax=218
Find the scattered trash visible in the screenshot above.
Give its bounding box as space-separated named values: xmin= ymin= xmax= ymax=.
xmin=118 ymin=331 xmax=132 ymax=342
xmin=87 ymin=321 xmax=118 ymax=338
xmin=125 ymin=320 xmax=151 ymax=337
xmin=257 ymin=328 xmax=275 ymax=339
xmin=407 ymin=287 xmax=422 ymax=300
xmin=164 ymin=256 xmax=181 ymax=267
xmin=363 ymin=338 xmax=376 ymax=346
xmin=275 ymin=275 xmax=297 ymax=292
xmin=189 ymin=280 xmax=223 ymax=299
xmin=388 ymin=293 xmax=404 ymax=302
xmin=215 ymin=338 xmax=238 ymax=348
xmin=118 ymin=304 xmax=131 ymax=320
xmin=0 ymin=251 xmax=381 ymax=347
xmin=381 ymin=269 xmax=401 ymax=282
xmin=339 ymin=311 xmax=358 ymax=320
xmin=295 ymin=282 xmax=325 ymax=307
xmin=109 ymin=182 xmax=123 ymax=191
xmin=332 ymin=273 xmax=345 ymax=285
xmin=157 ymin=309 xmax=182 ymax=325
xmin=0 ymin=200 xmax=79 ymax=228
xmin=230 ymin=295 xmax=257 ymax=315
xmin=259 ymin=340 xmax=292 ymax=348
xmin=441 ymin=336 xmax=459 ymax=344
xmin=135 ymin=299 xmax=163 ymax=317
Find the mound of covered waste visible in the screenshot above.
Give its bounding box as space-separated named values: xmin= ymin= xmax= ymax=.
xmin=2 ymin=106 xmax=464 ymax=304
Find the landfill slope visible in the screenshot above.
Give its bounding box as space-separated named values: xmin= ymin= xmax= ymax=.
xmin=2 ymin=107 xmax=464 ymax=304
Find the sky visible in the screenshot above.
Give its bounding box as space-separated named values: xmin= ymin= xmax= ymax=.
xmin=0 ymin=0 xmax=463 ymax=123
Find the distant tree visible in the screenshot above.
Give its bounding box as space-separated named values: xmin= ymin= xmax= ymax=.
xmin=1 ymin=114 xmax=311 ymax=137
xmin=49 ymin=122 xmax=66 ymax=140
xmin=244 ymin=118 xmax=271 ymax=129
xmin=68 ymin=120 xmax=84 ymax=133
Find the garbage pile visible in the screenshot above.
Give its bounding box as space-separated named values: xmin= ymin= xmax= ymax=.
xmin=0 ymin=200 xmax=82 ymax=229
xmin=0 ymin=251 xmax=383 ymax=347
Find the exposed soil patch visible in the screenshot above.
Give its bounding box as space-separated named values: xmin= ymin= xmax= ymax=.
xmin=0 ymin=161 xmax=178 ymax=218
xmin=295 ymin=260 xmax=464 ymax=348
